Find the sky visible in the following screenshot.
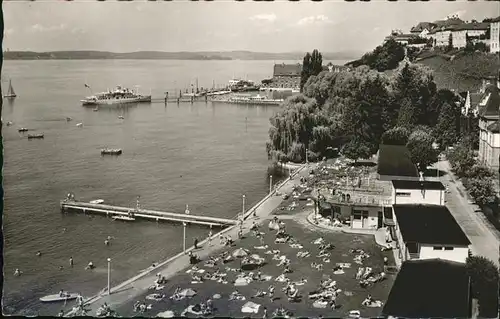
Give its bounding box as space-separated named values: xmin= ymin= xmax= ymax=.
xmin=2 ymin=0 xmax=499 ymax=53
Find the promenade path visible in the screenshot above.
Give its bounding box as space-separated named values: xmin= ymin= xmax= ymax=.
xmin=66 ymin=164 xmax=312 ymax=316
xmin=436 ymin=160 xmax=500 ymax=266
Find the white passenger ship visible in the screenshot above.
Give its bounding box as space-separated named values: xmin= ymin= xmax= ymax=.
xmin=81 ymin=85 xmax=152 ymax=106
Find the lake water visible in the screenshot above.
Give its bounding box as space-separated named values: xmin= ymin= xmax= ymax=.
xmin=1 ymin=59 xmax=348 ymax=315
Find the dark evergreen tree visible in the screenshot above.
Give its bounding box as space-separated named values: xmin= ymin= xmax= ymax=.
xmin=433 ymin=102 xmax=461 ymax=150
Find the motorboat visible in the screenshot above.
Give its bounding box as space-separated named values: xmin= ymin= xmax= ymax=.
xmin=18 ymin=128 xmax=28 ymax=132
xmin=89 ymin=199 xmax=104 ymax=204
xmin=76 ymin=123 xmax=83 ymax=127
xmin=81 ymin=85 xmax=151 ymax=106
xmin=118 ymin=115 xmax=124 ymax=119
xmin=40 ymin=292 xmax=79 ymax=303
xmin=101 ymin=148 xmax=122 ymax=155
xmin=28 ymin=133 xmax=44 ymax=139
xmin=113 ymin=215 xmax=135 ymax=222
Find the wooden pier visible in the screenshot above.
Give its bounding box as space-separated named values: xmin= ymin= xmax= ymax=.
xmin=60 ymin=200 xmax=237 ymax=228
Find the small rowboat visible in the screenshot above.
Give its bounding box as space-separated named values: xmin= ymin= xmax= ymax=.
xmin=101 ymin=148 xmax=122 ymax=155
xmin=40 ymin=293 xmax=79 ymax=303
xmin=113 ymin=215 xmax=135 ymax=222
xmin=28 ymin=133 xmax=44 ymax=139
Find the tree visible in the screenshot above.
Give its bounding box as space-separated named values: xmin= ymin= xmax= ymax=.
xmin=266 ymin=94 xmax=339 ymax=163
xmin=433 ymin=102 xmax=461 ymax=150
xmin=341 ymin=137 xmax=372 ymax=161
xmin=391 ymin=63 xmax=437 ymax=127
xmin=347 ymin=39 xmax=405 ymax=72
xmin=406 ymin=129 xmax=439 ymax=171
xmin=341 ymin=74 xmax=386 ymax=154
xmin=466 ymin=256 xmax=500 ymax=318
xmin=300 ymin=49 xmax=323 ymax=92
xmin=463 ymin=177 xmax=497 ymax=206
xmin=381 ymin=126 xmax=411 ymax=145
xmin=447 ymin=33 xmax=453 ymax=51
xmin=446 ymin=139 xmax=476 ymax=177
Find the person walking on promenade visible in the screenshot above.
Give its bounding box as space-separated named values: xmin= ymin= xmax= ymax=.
xmin=262 ymin=307 xmax=267 ymax=319
xmin=194 ymin=238 xmax=199 ymax=250
xmin=69 ymin=257 xmax=74 ymax=267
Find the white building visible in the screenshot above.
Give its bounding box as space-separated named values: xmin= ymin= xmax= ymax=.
xmin=392 ymin=204 xmax=471 ymax=263
xmin=490 ymin=16 xmax=500 ymax=53
xmin=391 ymin=180 xmax=446 ymax=206
xmin=451 ymin=23 xmax=489 ymax=49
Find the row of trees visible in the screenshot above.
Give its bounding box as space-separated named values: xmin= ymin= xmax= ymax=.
xmin=267 ymin=54 xmax=469 ymax=166
xmin=446 ymin=138 xmax=497 ymax=207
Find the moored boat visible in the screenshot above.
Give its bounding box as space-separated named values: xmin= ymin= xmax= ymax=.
xmin=113 ymin=215 xmax=136 ymax=222
xmin=40 ymin=292 xmax=79 ymax=303
xmin=89 ymin=199 xmax=104 ymax=204
xmin=18 ymin=127 xmax=28 ymax=132
xmin=101 ymin=148 xmax=122 ymax=155
xmin=81 ymin=85 xmax=151 ymax=106
xmin=28 ymin=133 xmax=44 ymax=139
xmin=212 ymin=94 xmax=283 ymax=106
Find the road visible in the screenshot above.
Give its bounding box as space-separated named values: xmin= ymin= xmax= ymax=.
xmin=436 ymin=160 xmax=500 ymax=266
xmin=65 ymin=164 xmax=313 ymax=317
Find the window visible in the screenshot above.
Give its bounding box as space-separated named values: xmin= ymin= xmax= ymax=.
xmin=444 ymin=247 xmax=454 ymax=251
xmin=353 ymin=210 xmax=368 ymax=220
xmin=433 ymin=246 xmax=443 ymax=250
xmin=396 ymin=192 xmax=411 ymax=197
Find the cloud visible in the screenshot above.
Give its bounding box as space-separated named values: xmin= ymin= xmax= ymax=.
xmin=30 ymin=23 xmax=67 ymax=33
xmin=249 ymin=14 xmax=277 ymax=23
xmin=296 ymin=15 xmax=331 ymax=26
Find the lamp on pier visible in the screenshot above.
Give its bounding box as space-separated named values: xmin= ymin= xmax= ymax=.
xmin=107 ymin=258 xmax=111 ymax=296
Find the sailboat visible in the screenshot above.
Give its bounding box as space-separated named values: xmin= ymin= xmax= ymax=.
xmin=4 ymin=79 xmax=17 ymax=98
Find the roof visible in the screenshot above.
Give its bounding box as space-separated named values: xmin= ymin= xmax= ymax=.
xmin=490 ymin=16 xmax=500 ymax=23
xmin=382 ymin=259 xmax=471 ymax=318
xmin=478 ymin=85 xmax=500 ymax=118
xmin=377 ymin=144 xmax=419 ymax=178
xmin=411 ymin=22 xmax=435 ymax=33
xmin=449 ymin=22 xmax=489 ymax=32
xmin=392 ymin=180 xmax=445 ymax=190
xmin=432 ymin=17 xmax=464 ymax=29
xmin=393 ymin=204 xmax=471 ymax=246
xmin=273 ymin=63 xmax=302 ymax=77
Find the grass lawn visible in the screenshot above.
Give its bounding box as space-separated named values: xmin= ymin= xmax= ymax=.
xmin=114 ymin=218 xmax=395 ymax=318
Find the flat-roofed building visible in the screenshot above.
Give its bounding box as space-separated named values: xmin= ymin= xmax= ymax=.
xmin=392 ymin=204 xmax=470 ymax=263
xmin=391 ymin=180 xmax=446 ymax=206
xmin=382 ymin=259 xmax=473 ymax=318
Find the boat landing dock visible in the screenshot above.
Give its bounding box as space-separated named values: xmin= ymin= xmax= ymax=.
xmin=60 ymin=200 xmax=237 ymax=228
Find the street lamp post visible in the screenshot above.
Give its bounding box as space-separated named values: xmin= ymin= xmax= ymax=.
xmin=183 ymin=222 xmax=187 ymax=254
xmin=241 ymin=195 xmax=246 ymax=224
xmin=269 ymin=175 xmax=273 ymax=194
xmin=107 ymin=258 xmax=111 ymax=296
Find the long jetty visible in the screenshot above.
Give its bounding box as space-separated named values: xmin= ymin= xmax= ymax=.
xmin=60 ymin=200 xmax=237 ymax=228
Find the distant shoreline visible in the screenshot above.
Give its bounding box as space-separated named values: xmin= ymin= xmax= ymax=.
xmin=2 ymin=50 xmax=361 ymax=61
